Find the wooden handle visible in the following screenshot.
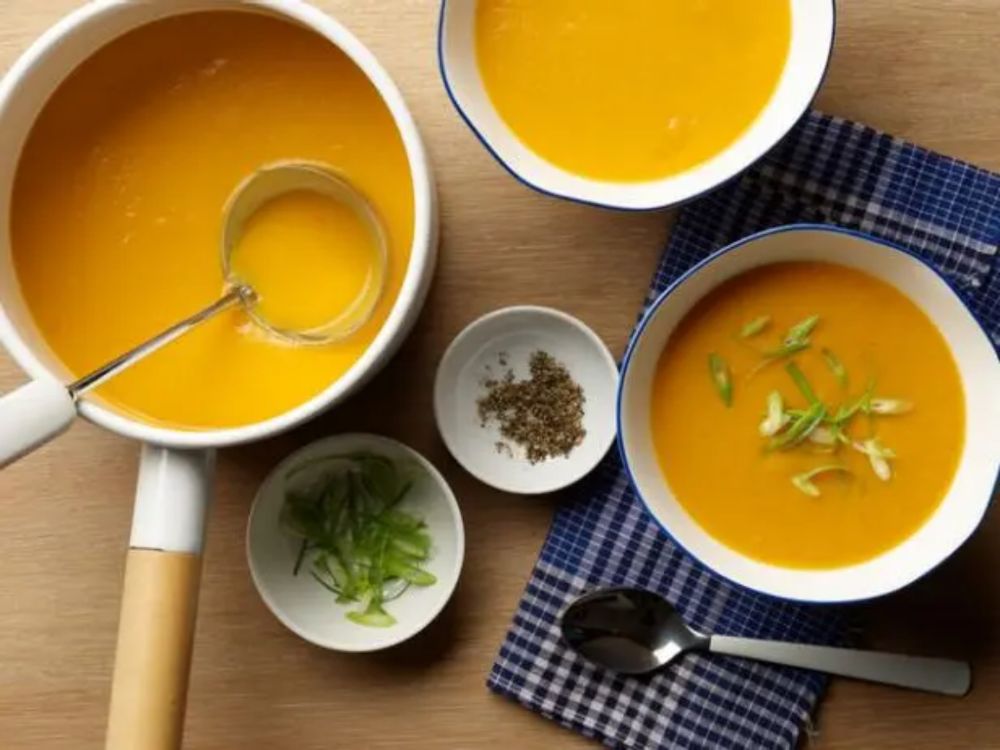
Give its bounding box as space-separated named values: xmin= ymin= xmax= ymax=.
xmin=105 ymin=548 xmax=203 ymax=750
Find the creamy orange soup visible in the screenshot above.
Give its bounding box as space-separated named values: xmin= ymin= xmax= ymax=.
xmin=11 ymin=12 xmax=414 ymax=429
xmin=651 ymin=263 xmax=965 ymax=569
xmin=475 ymin=0 xmax=791 ymax=182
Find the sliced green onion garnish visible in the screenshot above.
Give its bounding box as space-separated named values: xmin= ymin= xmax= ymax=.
xmin=834 ymin=378 xmax=875 ymax=423
xmin=760 ymin=339 xmax=811 ymax=361
xmin=347 ymin=601 xmax=396 ymax=628
xmin=708 ymin=353 xmax=732 ymax=407
xmin=280 ymin=451 xmax=437 ymax=628
xmin=821 ymin=348 xmax=847 ymax=388
xmin=807 ymin=426 xmax=837 ymax=446
xmin=739 ymin=315 xmax=771 ymax=339
xmin=868 ymin=398 xmax=913 ymax=415
xmin=758 ymin=391 xmax=788 ymax=436
xmin=770 ymin=402 xmax=826 ymax=450
xmin=785 ymin=361 xmax=819 ymax=405
xmin=784 ymin=315 xmax=819 ymax=345
xmin=791 ymin=465 xmax=852 ymax=497
xmin=852 ymin=438 xmax=895 ymax=481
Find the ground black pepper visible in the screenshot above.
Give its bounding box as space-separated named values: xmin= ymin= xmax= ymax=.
xmin=477 ymin=350 xmax=586 ymax=464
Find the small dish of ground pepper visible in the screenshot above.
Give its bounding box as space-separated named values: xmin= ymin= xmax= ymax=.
xmin=434 ymin=306 xmax=618 ymax=494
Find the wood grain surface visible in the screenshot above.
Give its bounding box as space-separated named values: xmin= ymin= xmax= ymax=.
xmin=0 ymin=2 xmax=997 ymax=748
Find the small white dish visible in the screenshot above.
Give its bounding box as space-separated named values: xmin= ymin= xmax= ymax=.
xmin=438 ymin=0 xmax=835 ymax=210
xmin=435 ymin=306 xmax=618 ymax=494
xmin=247 ymin=433 xmax=465 ymax=652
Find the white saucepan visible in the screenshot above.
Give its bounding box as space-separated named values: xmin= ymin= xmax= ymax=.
xmin=0 ymin=1 xmax=436 ymax=747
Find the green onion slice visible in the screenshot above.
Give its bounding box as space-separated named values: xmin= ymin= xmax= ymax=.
xmin=807 ymin=426 xmax=837 ymax=446
xmin=784 ymin=315 xmax=819 ymax=345
xmin=791 ymin=465 xmax=852 ymax=497
xmin=852 ymin=438 xmax=895 ymax=481
xmin=708 ymin=353 xmax=732 ymax=407
xmin=868 ymin=398 xmax=913 ymax=415
xmin=758 ymin=391 xmax=789 ymax=436
xmin=769 ymin=402 xmax=826 ymax=450
xmin=739 ymin=315 xmax=771 ymax=339
xmin=821 ymin=348 xmax=848 ymax=388
xmin=785 ymin=361 xmax=819 ymax=405
xmin=834 ymin=378 xmax=876 ymax=423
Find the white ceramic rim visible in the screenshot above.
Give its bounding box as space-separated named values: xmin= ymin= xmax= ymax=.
xmin=0 ymin=0 xmax=436 ymax=448
xmin=245 ymin=433 xmax=466 ymax=652
xmin=438 ymin=0 xmax=836 ymax=211
xmin=433 ymin=305 xmax=619 ymax=495
xmin=618 ymin=224 xmax=1000 ymax=603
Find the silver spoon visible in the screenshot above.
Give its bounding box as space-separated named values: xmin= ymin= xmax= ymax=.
xmin=560 ymin=588 xmax=970 ymax=696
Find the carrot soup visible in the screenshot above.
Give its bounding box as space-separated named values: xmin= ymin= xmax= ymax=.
xmin=651 ymin=262 xmax=965 ymax=569
xmin=475 ymin=0 xmax=791 ymax=181
xmin=11 ymin=12 xmax=414 ymax=429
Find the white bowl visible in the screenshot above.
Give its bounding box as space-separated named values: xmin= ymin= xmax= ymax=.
xmin=247 ymin=434 xmax=465 ymax=652
xmin=618 ymin=224 xmax=1000 ymax=603
xmin=435 ymin=306 xmax=618 ymax=494
xmin=438 ymin=0 xmax=835 ymax=210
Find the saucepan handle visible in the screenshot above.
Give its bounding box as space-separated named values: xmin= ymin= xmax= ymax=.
xmin=0 ymin=377 xmax=76 ymax=468
xmin=105 ymin=445 xmax=213 ymax=750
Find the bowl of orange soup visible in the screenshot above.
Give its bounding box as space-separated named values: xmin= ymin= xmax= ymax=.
xmin=0 ymin=0 xmax=436 ymax=446
xmin=439 ymin=1 xmax=834 ymax=209
xmin=618 ymin=225 xmax=999 ymax=602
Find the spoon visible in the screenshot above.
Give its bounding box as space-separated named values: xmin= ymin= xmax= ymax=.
xmin=560 ymin=588 xmax=970 ymax=696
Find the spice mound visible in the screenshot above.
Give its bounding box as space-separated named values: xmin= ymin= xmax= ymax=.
xmin=477 ymin=350 xmax=586 ymax=464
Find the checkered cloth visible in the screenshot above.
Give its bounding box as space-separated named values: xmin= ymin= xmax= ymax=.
xmin=487 ymin=111 xmax=1000 ymax=750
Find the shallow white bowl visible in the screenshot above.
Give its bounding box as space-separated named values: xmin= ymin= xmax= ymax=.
xmin=438 ymin=0 xmax=835 ymax=210
xmin=618 ymin=224 xmax=1000 ymax=603
xmin=435 ymin=306 xmax=618 ymax=495
xmin=247 ymin=434 xmax=465 ymax=652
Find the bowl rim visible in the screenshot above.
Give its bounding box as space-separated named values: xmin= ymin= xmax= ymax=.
xmin=0 ymin=0 xmax=437 ymax=448
xmin=616 ymin=222 xmax=999 ymax=604
xmin=433 ymin=304 xmax=620 ymax=495
xmin=437 ymin=0 xmax=838 ymax=212
xmin=245 ymin=433 xmax=466 ymax=652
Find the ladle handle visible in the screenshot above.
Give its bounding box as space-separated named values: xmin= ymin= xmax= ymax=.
xmin=708 ymin=635 xmax=971 ymax=696
xmin=0 ymin=377 xmax=76 ymax=468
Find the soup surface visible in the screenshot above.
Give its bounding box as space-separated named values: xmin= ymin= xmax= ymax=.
xmin=475 ymin=0 xmax=791 ymax=182
xmin=651 ymin=262 xmax=964 ymax=569
xmin=11 ymin=11 xmax=414 ymax=429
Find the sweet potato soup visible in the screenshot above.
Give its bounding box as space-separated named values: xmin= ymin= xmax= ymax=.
xmin=475 ymin=0 xmax=791 ymax=182
xmin=651 ymin=262 xmax=965 ymax=569
xmin=11 ymin=12 xmax=414 ymax=429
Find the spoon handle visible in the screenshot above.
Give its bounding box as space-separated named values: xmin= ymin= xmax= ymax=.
xmin=708 ymin=635 xmax=970 ymax=696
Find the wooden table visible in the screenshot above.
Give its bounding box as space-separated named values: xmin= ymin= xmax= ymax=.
xmin=0 ymin=2 xmax=997 ymax=748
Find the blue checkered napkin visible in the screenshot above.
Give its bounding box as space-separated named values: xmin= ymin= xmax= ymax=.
xmin=487 ymin=110 xmax=1000 ymax=750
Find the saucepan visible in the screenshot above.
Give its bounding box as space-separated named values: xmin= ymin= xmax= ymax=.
xmin=0 ymin=1 xmax=435 ymax=747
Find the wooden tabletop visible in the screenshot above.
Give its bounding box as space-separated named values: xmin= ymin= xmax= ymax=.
xmin=1 ymin=2 xmax=997 ymax=748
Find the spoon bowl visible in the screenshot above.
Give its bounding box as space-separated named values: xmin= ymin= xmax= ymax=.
xmin=561 ymin=588 xmax=706 ymax=674
xmin=561 ymin=587 xmax=971 ymax=696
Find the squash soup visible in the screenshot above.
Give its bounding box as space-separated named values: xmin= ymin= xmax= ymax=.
xmin=475 ymin=0 xmax=791 ymax=182
xmin=11 ymin=12 xmax=414 ymax=429
xmin=651 ymin=263 xmax=965 ymax=569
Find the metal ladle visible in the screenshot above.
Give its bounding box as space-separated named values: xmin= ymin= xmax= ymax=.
xmin=560 ymin=588 xmax=971 ymax=696
xmin=0 ymin=161 xmax=387 ymax=467
xmin=75 ymin=160 xmax=389 ymax=395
